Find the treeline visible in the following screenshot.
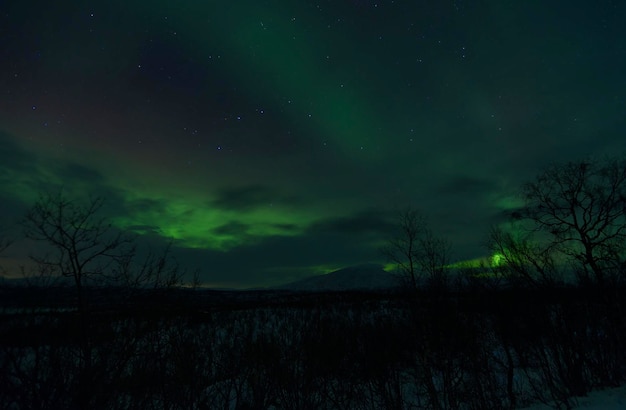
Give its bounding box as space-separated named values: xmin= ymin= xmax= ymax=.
xmin=387 ymin=157 xmax=626 ymax=293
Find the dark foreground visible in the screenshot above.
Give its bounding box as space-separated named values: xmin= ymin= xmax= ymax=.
xmin=1 ymin=284 xmax=626 ymax=409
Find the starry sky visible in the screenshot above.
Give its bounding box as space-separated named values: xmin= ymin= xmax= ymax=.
xmin=1 ymin=1 xmax=625 ymax=288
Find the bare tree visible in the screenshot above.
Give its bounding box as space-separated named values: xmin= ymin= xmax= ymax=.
xmin=112 ymin=241 xmax=190 ymax=300
xmin=22 ymin=192 xmax=134 ymax=310
xmin=516 ymin=158 xmax=626 ymax=286
xmin=417 ymin=226 xmax=452 ymax=292
xmin=21 ymin=192 xmax=134 ymax=390
xmin=0 ymin=229 xmax=11 ymax=276
xmin=382 ymin=208 xmax=424 ymax=291
xmin=383 ymin=207 xmax=451 ymax=292
xmin=488 ymin=225 xmax=561 ymax=288
xmin=17 ymin=192 xmax=194 ymax=409
xmin=0 ymin=236 xmax=10 ymax=255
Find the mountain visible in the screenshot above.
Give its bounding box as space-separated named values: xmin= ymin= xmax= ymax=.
xmin=278 ymin=264 xmax=402 ymax=291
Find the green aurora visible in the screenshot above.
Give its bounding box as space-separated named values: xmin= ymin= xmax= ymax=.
xmin=0 ymin=1 xmax=625 ymax=287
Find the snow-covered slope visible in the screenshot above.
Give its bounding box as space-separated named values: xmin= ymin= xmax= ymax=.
xmin=278 ymin=264 xmax=402 ymax=291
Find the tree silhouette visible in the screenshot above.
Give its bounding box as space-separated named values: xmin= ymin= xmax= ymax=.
xmin=517 ymin=157 xmax=626 ymax=286
xmin=22 ymin=192 xmax=134 ymax=310
xmin=0 ymin=236 xmax=9 ymax=255
xmin=0 ymin=228 xmax=11 ymax=276
xmin=488 ymin=225 xmax=561 ymax=288
xmin=16 ymin=191 xmax=191 ymax=409
xmin=383 ymin=207 xmax=451 ymax=292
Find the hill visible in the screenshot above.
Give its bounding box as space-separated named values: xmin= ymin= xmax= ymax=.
xmin=278 ymin=264 xmax=402 ymax=291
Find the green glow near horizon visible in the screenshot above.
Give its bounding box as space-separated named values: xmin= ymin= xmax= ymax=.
xmin=110 ymin=186 xmax=319 ymax=250
xmin=490 ymin=253 xmax=504 ymax=267
xmin=0 ymin=144 xmax=319 ymax=252
xmin=445 ymin=252 xmax=507 ymax=270
xmin=492 ymin=193 xmax=525 ymax=211
xmin=383 ymin=263 xmax=398 ymax=272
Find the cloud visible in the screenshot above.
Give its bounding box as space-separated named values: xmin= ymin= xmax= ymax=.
xmin=123 ymin=225 xmax=162 ymax=236
xmin=0 ymin=131 xmax=123 ymax=207
xmin=172 ymin=226 xmax=385 ymax=288
xmin=0 ymin=131 xmax=32 ymax=173
xmin=57 ymin=162 xmax=105 ymax=185
xmin=211 ymin=221 xmax=250 ymax=236
xmin=211 ymin=184 xmax=301 ymax=211
xmin=436 ymin=176 xmax=497 ymax=196
xmin=308 ymin=209 xmax=395 ymax=236
xmin=120 ymin=197 xmax=168 ymax=215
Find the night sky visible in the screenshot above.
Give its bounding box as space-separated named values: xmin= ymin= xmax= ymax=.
xmin=1 ymin=1 xmax=625 ymax=288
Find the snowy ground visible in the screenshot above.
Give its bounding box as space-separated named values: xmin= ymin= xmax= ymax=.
xmin=521 ymin=384 xmax=626 ymax=409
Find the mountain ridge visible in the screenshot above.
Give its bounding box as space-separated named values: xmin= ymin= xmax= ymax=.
xmin=277 ymin=263 xmax=402 ymax=291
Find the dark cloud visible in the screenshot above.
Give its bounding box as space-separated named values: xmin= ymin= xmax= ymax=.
xmin=0 ymin=194 xmax=28 ymax=230
xmin=0 ymin=132 xmax=122 ymax=207
xmin=211 ymin=221 xmax=250 ymax=236
xmin=0 ymin=131 xmax=32 ymax=172
xmin=436 ymin=176 xmax=497 ymax=196
xmin=121 ymin=197 xmax=168 ymax=215
xmin=211 ymin=185 xmax=301 ymax=211
xmin=308 ymin=209 xmax=395 ymax=236
xmin=172 ymin=227 xmax=384 ymax=288
xmin=57 ymin=162 xmax=105 ymax=185
xmin=271 ymin=223 xmax=299 ymax=232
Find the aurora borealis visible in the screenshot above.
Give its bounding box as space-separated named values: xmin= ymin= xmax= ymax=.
xmin=1 ymin=1 xmax=625 ymax=288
